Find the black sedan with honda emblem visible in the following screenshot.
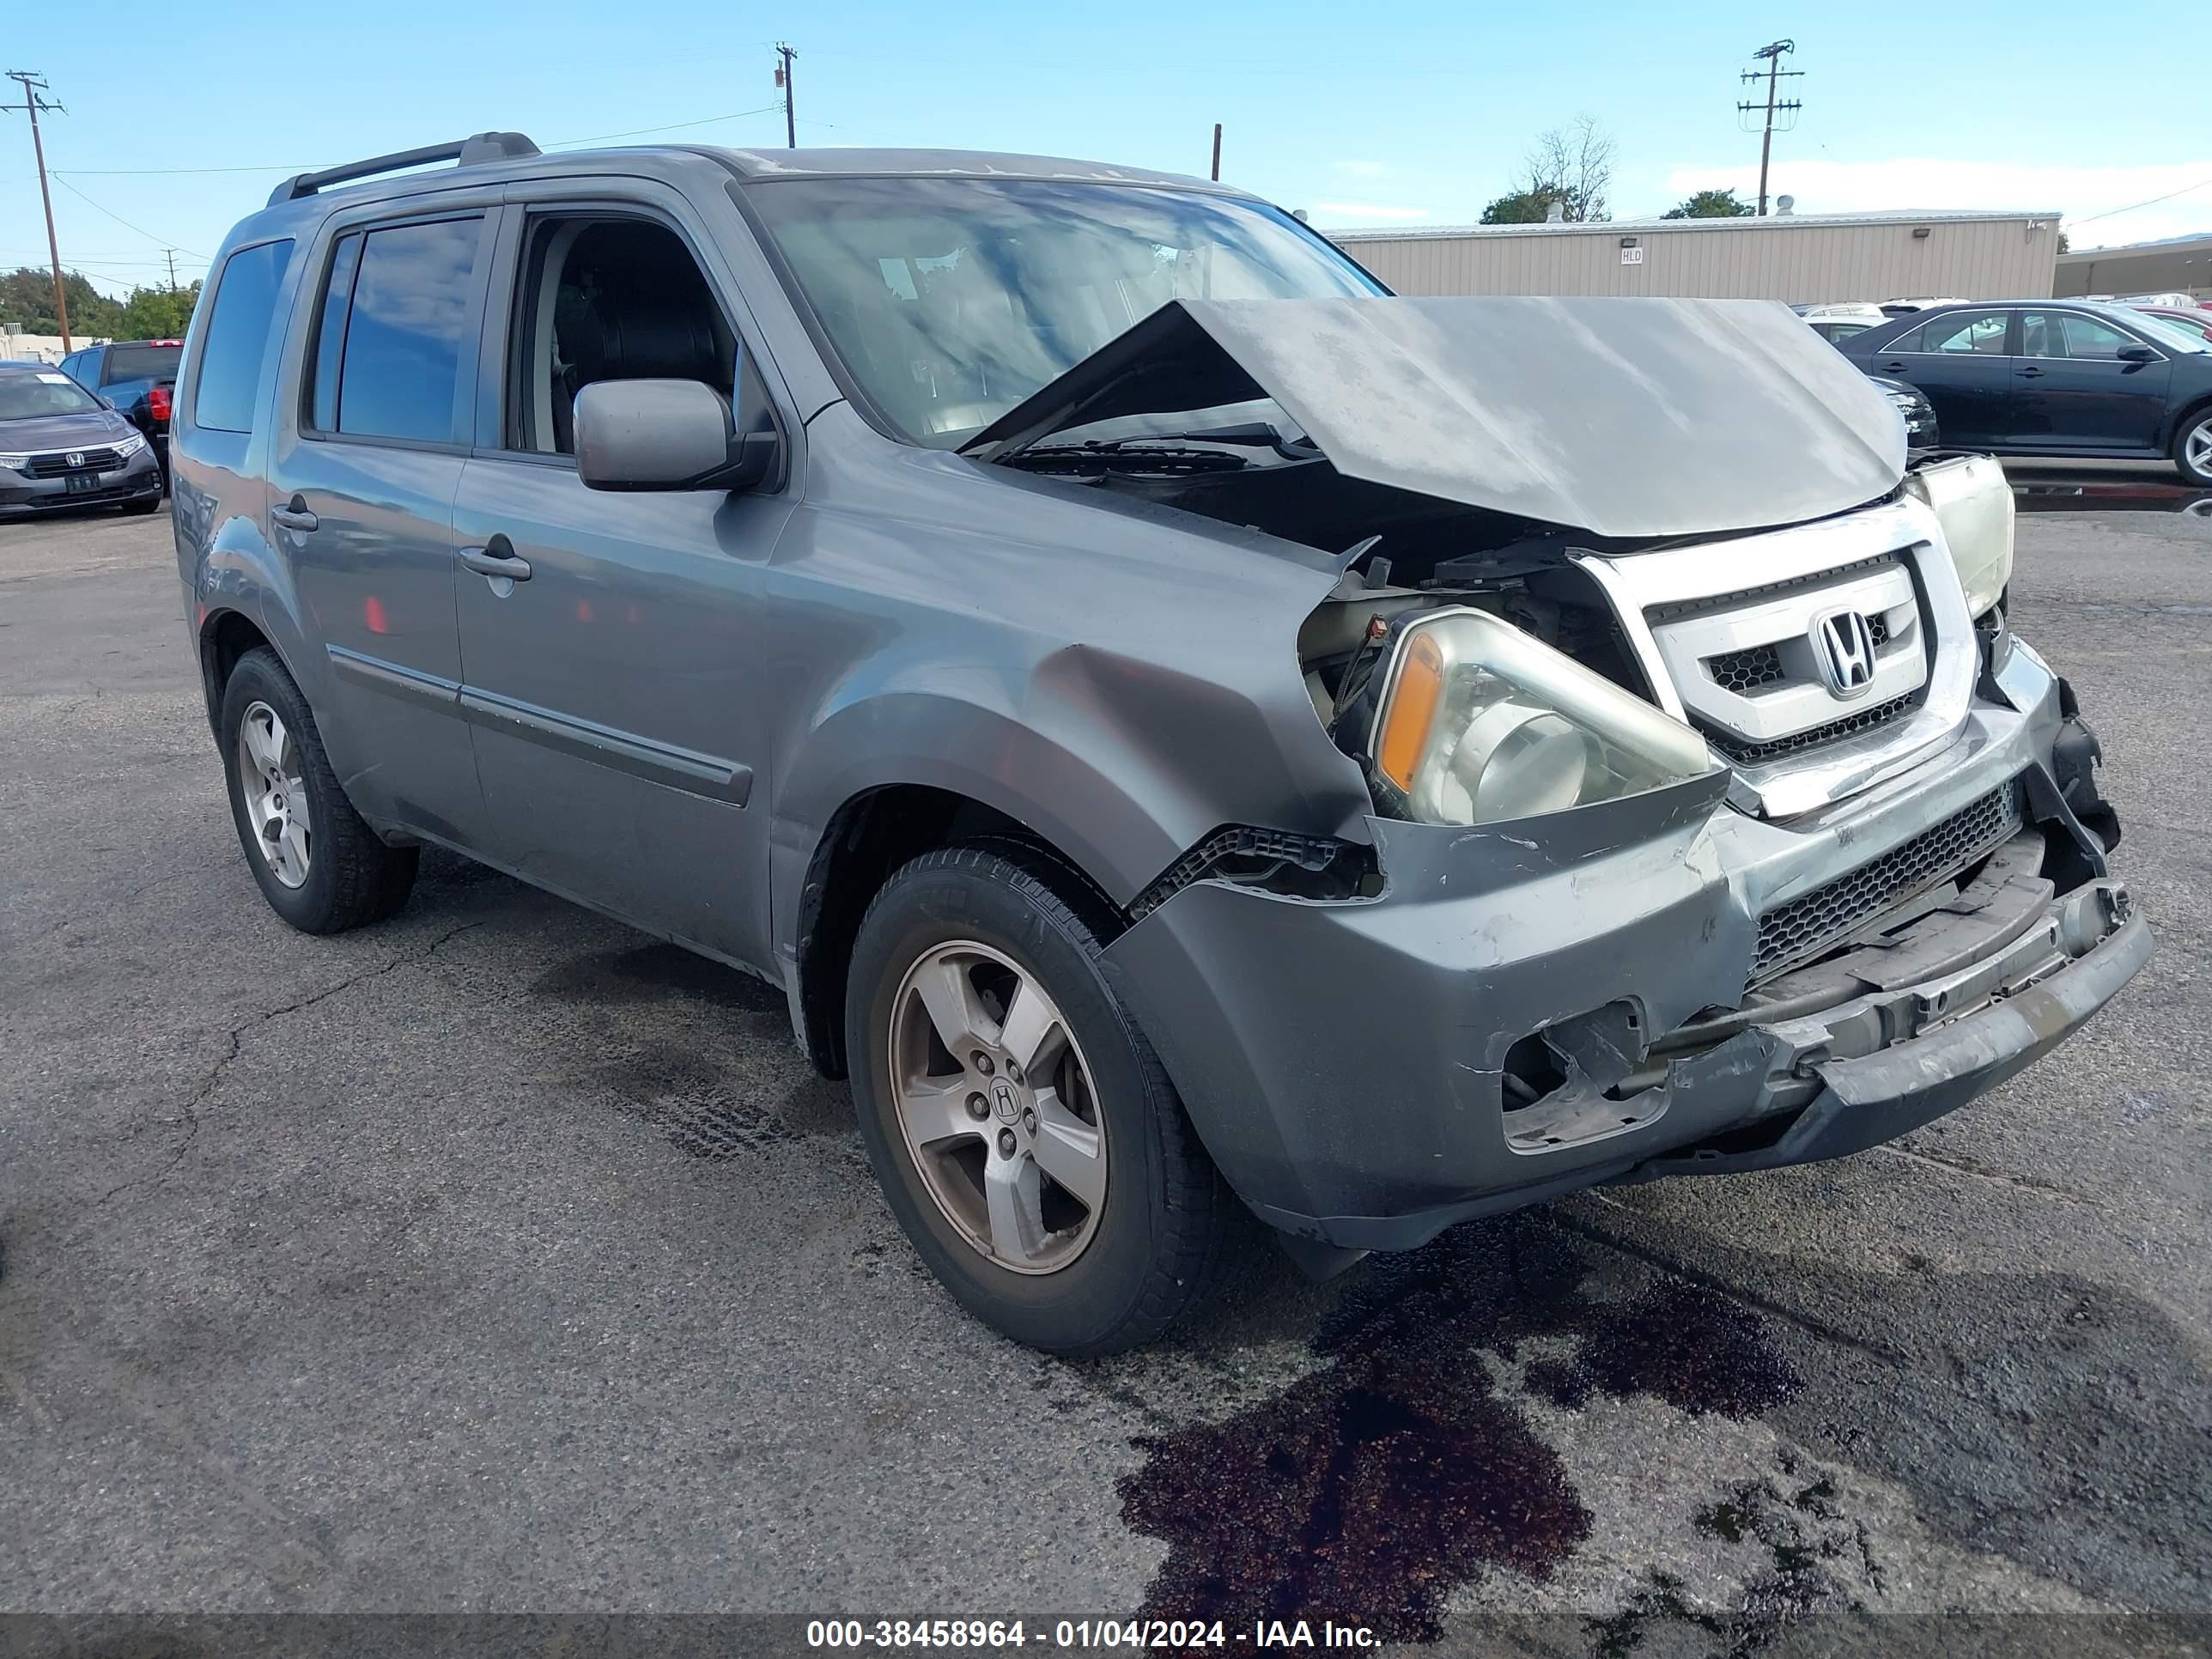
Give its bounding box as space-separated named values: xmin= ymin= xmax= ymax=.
xmin=0 ymin=362 xmax=166 ymax=518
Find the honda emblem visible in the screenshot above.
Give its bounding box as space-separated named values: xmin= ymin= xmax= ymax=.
xmin=1811 ymin=610 xmax=1878 ymax=700
xmin=65 ymin=450 xmax=85 ymax=469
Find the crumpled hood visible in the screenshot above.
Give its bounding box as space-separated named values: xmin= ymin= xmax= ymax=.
xmin=965 ymin=296 xmax=1905 ymax=539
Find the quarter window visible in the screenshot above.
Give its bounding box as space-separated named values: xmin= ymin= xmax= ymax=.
xmin=191 ymin=239 xmax=295 ymax=434
xmin=309 ymin=216 xmax=485 ymax=445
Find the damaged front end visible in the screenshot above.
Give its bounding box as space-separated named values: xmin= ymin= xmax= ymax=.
xmin=1011 ymin=297 xmax=2154 ymax=1251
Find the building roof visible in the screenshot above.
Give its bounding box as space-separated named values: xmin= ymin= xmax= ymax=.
xmin=2058 ymin=230 xmax=2212 ymax=261
xmin=1328 ymin=208 xmax=2062 ymax=242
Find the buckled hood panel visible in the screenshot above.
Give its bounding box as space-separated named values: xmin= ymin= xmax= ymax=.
xmin=966 ymin=295 xmax=1906 ymax=540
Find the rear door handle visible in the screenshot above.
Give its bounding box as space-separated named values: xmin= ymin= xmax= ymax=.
xmin=270 ymin=497 xmax=318 ymax=532
xmin=460 ymin=537 xmax=532 ymax=582
xmin=2019 ymin=366 xmax=2046 ymax=379
xmin=1879 ymin=359 xmax=1908 ymax=374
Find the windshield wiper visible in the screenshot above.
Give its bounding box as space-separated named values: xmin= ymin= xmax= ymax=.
xmin=994 ymin=440 xmax=1254 ymax=474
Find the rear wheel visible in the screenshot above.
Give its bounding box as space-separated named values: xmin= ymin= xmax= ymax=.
xmin=218 ymin=647 xmax=417 ymax=933
xmin=2176 ymin=408 xmax=2212 ymax=488
xmin=846 ymin=847 xmax=1246 ymax=1354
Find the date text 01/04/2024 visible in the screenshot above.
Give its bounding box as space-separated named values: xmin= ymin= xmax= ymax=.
xmin=804 ymin=1619 xmax=1382 ymax=1649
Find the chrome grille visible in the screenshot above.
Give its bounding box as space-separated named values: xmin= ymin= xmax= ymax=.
xmin=1707 ymin=641 xmax=1785 ymax=694
xmin=1709 ymin=692 xmax=1921 ymax=766
xmin=1647 ymin=556 xmax=1926 ymax=764
xmin=1749 ymin=781 xmax=2023 ymax=984
xmin=23 ymin=447 xmax=122 ymax=478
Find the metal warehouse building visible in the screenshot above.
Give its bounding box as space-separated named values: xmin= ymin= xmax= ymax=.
xmin=2055 ymin=232 xmax=2212 ymax=300
xmin=1329 ymin=210 xmax=2061 ymax=304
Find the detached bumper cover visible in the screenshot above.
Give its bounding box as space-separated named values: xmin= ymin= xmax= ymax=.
xmin=1103 ymin=660 xmax=2148 ymax=1252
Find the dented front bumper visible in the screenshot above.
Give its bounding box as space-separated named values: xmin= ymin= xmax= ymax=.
xmin=1101 ymin=640 xmax=2151 ymax=1253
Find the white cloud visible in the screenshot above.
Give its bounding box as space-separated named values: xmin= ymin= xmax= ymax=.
xmin=1313 ymin=201 xmax=1431 ymax=222
xmin=1662 ymin=158 xmax=2212 ymax=247
xmin=1330 ymin=160 xmax=1389 ymax=178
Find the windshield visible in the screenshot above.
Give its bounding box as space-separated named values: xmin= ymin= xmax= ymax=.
xmin=2124 ymin=309 xmax=2212 ymax=355
xmin=747 ymin=177 xmax=1383 ymax=447
xmin=0 ymin=370 xmax=102 ymax=421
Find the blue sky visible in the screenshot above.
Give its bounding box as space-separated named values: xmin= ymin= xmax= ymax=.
xmin=5 ymin=0 xmax=2206 ymax=300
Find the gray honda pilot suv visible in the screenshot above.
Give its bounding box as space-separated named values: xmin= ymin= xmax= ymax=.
xmin=173 ymin=133 xmax=2148 ymax=1354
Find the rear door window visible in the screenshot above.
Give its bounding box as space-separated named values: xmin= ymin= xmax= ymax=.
xmin=1921 ymin=311 xmax=2013 ymax=355
xmin=192 ymin=239 xmax=296 ymax=434
xmin=323 ymin=216 xmax=485 ymax=445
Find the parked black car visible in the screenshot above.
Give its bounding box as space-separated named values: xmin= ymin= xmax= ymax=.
xmin=1837 ymin=301 xmax=2212 ymax=485
xmin=57 ymin=338 xmax=183 ymax=487
xmin=1865 ymin=374 xmax=1939 ymax=449
xmin=0 ymin=362 xmax=166 ymax=516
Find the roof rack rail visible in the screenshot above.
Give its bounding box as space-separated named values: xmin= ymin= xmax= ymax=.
xmin=268 ymin=131 xmax=540 ymax=207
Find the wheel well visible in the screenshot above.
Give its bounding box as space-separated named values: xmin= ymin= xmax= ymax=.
xmin=2172 ymin=395 xmax=2212 ymax=451
xmin=198 ymin=610 xmax=274 ymax=735
xmin=794 ymin=784 xmax=1127 ymax=1079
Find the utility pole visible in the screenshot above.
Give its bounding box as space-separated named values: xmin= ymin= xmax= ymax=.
xmin=3 ymin=70 xmax=70 ymax=349
xmin=1736 ymin=40 xmax=1802 ymax=217
xmin=164 ymin=248 xmax=178 ymax=290
xmin=774 ymin=44 xmax=797 ymax=149
xmin=1210 ymin=123 xmax=1222 ymax=183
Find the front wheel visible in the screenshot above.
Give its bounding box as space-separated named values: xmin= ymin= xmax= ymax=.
xmin=846 ymin=847 xmax=1247 ymax=1355
xmin=2176 ymin=409 xmax=2212 ymax=488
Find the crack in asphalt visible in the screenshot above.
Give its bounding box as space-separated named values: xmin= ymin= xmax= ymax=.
xmin=94 ymin=919 xmax=488 ymax=1208
xmin=1875 ymin=1143 xmax=2095 ymax=1206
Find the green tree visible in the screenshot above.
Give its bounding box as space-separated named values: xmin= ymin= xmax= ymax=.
xmin=1480 ymin=188 xmax=1567 ymax=225
xmin=1479 ymin=116 xmax=1615 ymax=226
xmin=118 ymin=282 xmax=200 ymax=339
xmin=0 ymin=266 xmax=126 ymax=337
xmin=1662 ymin=188 xmax=1754 ymax=220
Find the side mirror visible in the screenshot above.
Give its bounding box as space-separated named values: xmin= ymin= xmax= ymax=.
xmin=2115 ymin=343 xmax=2158 ymax=363
xmin=574 ymin=379 xmax=779 ymax=494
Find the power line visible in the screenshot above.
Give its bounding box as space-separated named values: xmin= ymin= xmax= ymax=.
xmin=2068 ymin=174 xmax=2212 ymax=228
xmin=48 ymin=173 xmax=207 ymax=257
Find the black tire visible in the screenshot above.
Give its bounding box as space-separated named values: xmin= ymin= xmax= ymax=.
xmin=845 ymin=846 xmax=1247 ymax=1355
xmin=2174 ymin=405 xmax=2212 ymax=489
xmin=218 ymin=647 xmax=417 ymax=933
xmin=125 ymin=493 xmax=161 ymax=515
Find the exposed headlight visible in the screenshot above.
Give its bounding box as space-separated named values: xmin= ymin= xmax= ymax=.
xmin=1907 ymin=453 xmax=2013 ymax=620
xmin=113 ymin=431 xmax=149 ymax=459
xmin=0 ymin=453 xmax=29 ymax=471
xmin=1369 ymin=608 xmax=1718 ymax=826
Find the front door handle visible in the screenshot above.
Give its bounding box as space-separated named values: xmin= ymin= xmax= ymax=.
xmin=460 ymin=538 xmax=532 ymax=582
xmin=270 ymin=496 xmax=318 ymax=533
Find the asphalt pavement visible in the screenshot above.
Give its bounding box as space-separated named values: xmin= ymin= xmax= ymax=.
xmin=1 ymin=468 xmax=2206 ymax=1654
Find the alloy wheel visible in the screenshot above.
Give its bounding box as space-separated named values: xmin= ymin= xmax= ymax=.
xmin=2187 ymin=416 xmax=2212 ymax=481
xmin=885 ymin=939 xmax=1109 ymax=1274
xmin=236 ymin=700 xmax=312 ymax=889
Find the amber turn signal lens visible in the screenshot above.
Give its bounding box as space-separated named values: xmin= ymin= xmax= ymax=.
xmin=1376 ymin=629 xmax=1445 ymax=793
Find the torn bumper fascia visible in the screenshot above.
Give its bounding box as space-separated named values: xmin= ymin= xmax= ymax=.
xmin=1100 ymin=634 xmax=2151 ymax=1252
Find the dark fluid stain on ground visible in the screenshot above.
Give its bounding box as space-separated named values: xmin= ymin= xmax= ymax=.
xmin=583 ymin=1043 xmax=795 ymax=1159
xmin=1117 ymin=1213 xmax=1803 ymax=1642
xmin=535 ymin=941 xmax=785 ymax=1012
